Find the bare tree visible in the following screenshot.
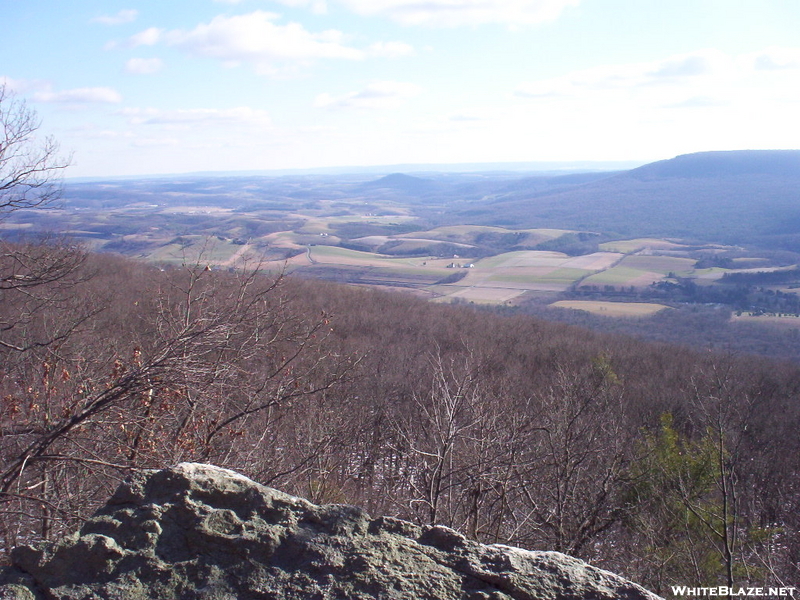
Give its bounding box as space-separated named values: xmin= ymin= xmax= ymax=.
xmin=0 ymin=84 xmax=67 ymax=214
xmin=0 ymin=238 xmax=91 ymax=354
xmin=511 ymin=359 xmax=632 ymax=557
xmin=0 ymin=85 xmax=84 ymax=355
xmin=387 ymin=346 xmax=531 ymax=542
xmin=0 ymin=255 xmax=359 ymax=550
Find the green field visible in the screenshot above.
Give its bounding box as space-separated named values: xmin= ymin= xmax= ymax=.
xmin=477 ymin=251 xmax=568 ymax=269
xmin=580 ymin=266 xmax=662 ymax=287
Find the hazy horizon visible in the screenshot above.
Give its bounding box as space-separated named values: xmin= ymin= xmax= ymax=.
xmin=64 ymin=157 xmax=652 ymax=182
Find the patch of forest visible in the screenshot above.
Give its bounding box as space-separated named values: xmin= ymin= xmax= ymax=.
xmin=572 ymin=276 xmax=800 ymax=317
xmin=514 ymin=300 xmax=800 ymax=362
xmin=1 ymin=242 xmax=799 ymax=596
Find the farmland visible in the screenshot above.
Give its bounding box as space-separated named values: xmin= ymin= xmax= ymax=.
xmin=294 ymin=237 xmax=756 ymax=310
xmin=5 ymin=165 xmax=800 ymax=323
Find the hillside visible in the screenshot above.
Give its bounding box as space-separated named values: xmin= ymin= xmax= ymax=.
xmin=360 ymin=172 xmax=441 ymax=196
xmin=2 ymin=249 xmax=799 ymax=595
xmin=629 ymin=149 xmax=800 ymax=178
xmin=450 ymin=150 xmax=800 ymax=249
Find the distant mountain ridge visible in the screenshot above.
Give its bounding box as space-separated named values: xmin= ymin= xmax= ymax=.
xmin=361 ymin=172 xmax=439 ymax=194
xmin=445 ymin=150 xmax=800 ymax=250
xmin=627 ymin=150 xmax=800 ymax=179
xmin=52 ymin=149 xmax=800 ymax=254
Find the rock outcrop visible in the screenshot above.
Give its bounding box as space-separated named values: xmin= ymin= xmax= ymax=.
xmin=0 ymin=463 xmax=662 ymax=600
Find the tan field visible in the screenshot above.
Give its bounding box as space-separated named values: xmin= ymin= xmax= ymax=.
xmin=551 ymin=300 xmax=671 ymax=317
xmin=434 ymin=286 xmax=527 ymax=304
xmin=599 ymin=238 xmax=687 ymax=253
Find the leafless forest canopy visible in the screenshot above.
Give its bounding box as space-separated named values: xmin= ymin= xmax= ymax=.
xmin=1 ymin=246 xmax=799 ymax=594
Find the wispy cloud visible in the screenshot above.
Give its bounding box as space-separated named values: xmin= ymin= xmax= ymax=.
xmin=120 ymin=107 xmax=272 ymax=128
xmin=92 ymin=9 xmax=139 ymax=26
xmin=213 ymin=0 xmax=328 ymax=11
xmin=337 ymin=0 xmax=580 ymax=27
xmin=664 ymin=96 xmax=729 ymax=109
xmin=131 ymin=137 xmax=180 ymax=148
xmin=508 ymin=45 xmax=800 ymax=157
xmin=649 ymin=53 xmax=716 ymax=78
xmin=33 ymin=87 xmax=123 ymax=104
xmin=315 ymin=81 xmax=422 ymax=109
xmin=448 ymin=108 xmax=492 ymax=122
xmin=125 ymin=58 xmax=164 ymax=75
xmin=514 ymin=49 xmax=732 ymax=100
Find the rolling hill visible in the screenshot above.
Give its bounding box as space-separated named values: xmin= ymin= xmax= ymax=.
xmin=17 ymin=149 xmax=800 ymax=258
xmin=359 ymin=172 xmax=441 ymax=195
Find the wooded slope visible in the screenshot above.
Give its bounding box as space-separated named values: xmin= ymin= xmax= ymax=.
xmin=1 ymin=245 xmax=799 ymax=595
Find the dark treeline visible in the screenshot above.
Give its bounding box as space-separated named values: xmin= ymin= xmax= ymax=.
xmin=512 ymin=300 xmax=800 ymax=363
xmin=572 ymin=277 xmax=800 ymax=316
xmin=1 ymin=242 xmax=799 ymax=595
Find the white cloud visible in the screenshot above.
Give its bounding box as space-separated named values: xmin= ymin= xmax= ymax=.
xmin=121 ymin=107 xmax=272 ymax=128
xmin=272 ymin=0 xmax=329 ymax=14
xmin=33 ymin=87 xmax=123 ymax=104
xmin=315 ymin=81 xmax=422 ymax=109
xmin=0 ymin=76 xmax=48 ymax=95
xmin=135 ymin=11 xmax=362 ymax=72
xmin=368 ymin=41 xmax=415 ymax=58
xmin=129 ymin=27 xmax=164 ymax=47
xmin=336 ymin=0 xmax=580 ymax=27
xmin=751 ymin=46 xmax=800 ymax=71
xmin=117 ymin=107 xmax=159 ymax=124
xmin=92 ymin=9 xmax=138 ymax=26
xmin=126 ymin=11 xmax=415 ymax=72
xmin=649 ymin=52 xmax=722 ymax=78
xmin=125 ymin=58 xmax=164 ymax=75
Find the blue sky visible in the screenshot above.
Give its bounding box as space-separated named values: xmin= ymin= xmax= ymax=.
xmin=3 ymin=0 xmax=800 ymax=177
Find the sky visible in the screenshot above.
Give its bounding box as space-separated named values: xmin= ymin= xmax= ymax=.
xmin=3 ymin=0 xmax=800 ymax=178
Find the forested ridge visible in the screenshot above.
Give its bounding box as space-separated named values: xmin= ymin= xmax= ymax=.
xmin=1 ymin=246 xmax=799 ymax=596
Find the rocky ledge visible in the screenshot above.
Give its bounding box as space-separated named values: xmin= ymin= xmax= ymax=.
xmin=0 ymin=463 xmax=662 ymax=600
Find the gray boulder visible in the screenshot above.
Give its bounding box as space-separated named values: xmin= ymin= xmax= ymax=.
xmin=0 ymin=463 xmax=662 ymax=599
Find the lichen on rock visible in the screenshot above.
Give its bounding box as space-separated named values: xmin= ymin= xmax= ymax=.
xmin=0 ymin=463 xmax=663 ymax=600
